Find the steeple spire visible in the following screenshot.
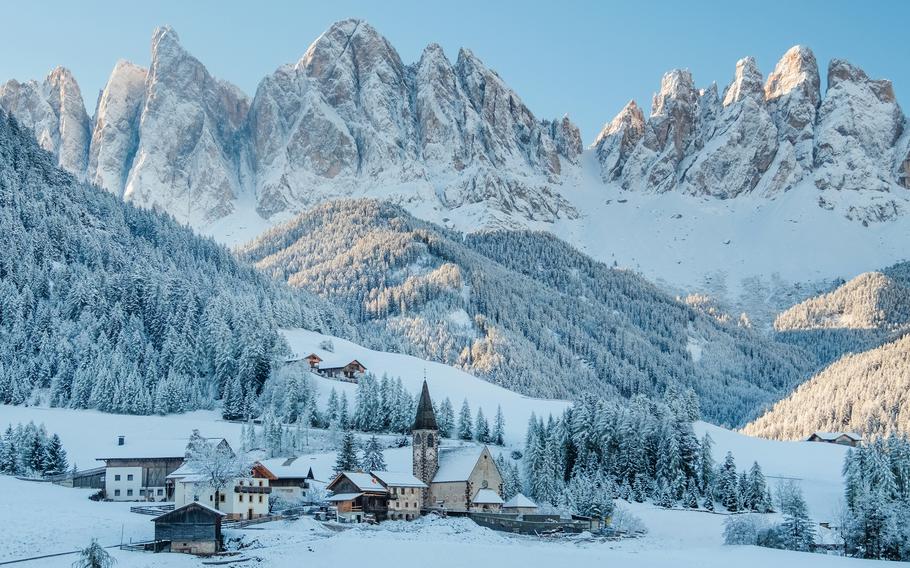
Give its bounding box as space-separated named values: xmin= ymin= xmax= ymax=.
xmin=413 ymin=380 xmax=438 ymax=431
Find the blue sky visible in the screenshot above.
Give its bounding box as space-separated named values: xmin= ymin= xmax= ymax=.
xmin=1 ymin=0 xmax=907 ymax=142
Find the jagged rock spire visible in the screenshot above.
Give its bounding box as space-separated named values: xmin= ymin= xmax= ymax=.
xmin=413 ymin=380 xmax=438 ymax=431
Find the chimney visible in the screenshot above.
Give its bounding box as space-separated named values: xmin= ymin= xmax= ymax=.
xmin=117 ymin=435 xmax=125 ymax=446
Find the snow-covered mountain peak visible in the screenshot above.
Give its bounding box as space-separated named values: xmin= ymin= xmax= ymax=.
xmin=722 ymin=56 xmax=764 ymax=106
xmin=764 ymin=45 xmax=820 ymax=106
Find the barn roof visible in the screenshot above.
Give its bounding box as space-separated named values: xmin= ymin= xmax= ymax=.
xmin=807 ymin=431 xmax=863 ymax=442
xmin=326 ymin=492 xmax=363 ymax=502
xmin=96 ymin=438 xmax=189 ymax=461
xmin=433 ymin=446 xmax=486 ymax=483
xmin=503 ymin=493 xmax=537 ymax=508
xmin=472 ymin=488 xmax=504 ymax=505
xmin=329 ymin=472 xmax=388 ymax=493
xmin=371 ymin=471 xmax=427 ymax=488
xmin=152 ymin=501 xmax=226 ymax=522
xmin=320 ymin=358 xmax=366 ymax=370
xmin=413 ymin=381 xmax=438 ymax=431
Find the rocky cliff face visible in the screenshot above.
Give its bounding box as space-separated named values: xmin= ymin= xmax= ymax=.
xmin=0 ymin=20 xmax=579 ymax=228
xmin=3 ymin=30 xmax=909 ymax=231
xmin=0 ymin=67 xmax=90 ymax=174
xmin=593 ymin=45 xmax=909 ymax=216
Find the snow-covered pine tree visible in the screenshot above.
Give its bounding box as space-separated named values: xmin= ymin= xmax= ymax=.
xmin=334 ymin=431 xmax=360 ymax=473
xmin=458 ymin=399 xmax=473 ymax=441
xmin=362 ymin=436 xmax=387 ymax=471
xmin=492 ymin=405 xmax=505 ymax=445
xmin=719 ymin=451 xmax=739 ymax=511
xmin=474 ymin=407 xmax=490 ymax=443
xmin=438 ymin=397 xmax=455 ymax=438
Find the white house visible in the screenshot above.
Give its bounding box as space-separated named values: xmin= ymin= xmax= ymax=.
xmin=167 ymin=462 xmax=272 ymax=520
xmin=96 ymin=435 xmax=187 ymax=501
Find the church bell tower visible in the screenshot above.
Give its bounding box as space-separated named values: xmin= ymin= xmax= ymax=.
xmin=412 ymin=380 xmax=439 ymax=499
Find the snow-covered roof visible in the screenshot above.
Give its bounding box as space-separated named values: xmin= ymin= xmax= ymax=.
xmin=502 ymin=493 xmax=537 ymax=509
xmin=338 ymin=472 xmax=388 ymax=493
xmin=807 ymin=431 xmax=862 ymax=442
xmin=371 ymin=471 xmax=427 ymax=488
xmin=433 ymin=446 xmax=485 ymax=483
xmin=152 ymin=501 xmax=226 ymax=521
xmin=326 ymin=492 xmax=363 ymax=502
xmin=96 ymin=438 xmax=189 ymax=461
xmin=472 ymin=488 xmax=504 ymax=505
xmin=257 ymin=457 xmax=319 ymax=480
xmin=166 ymin=462 xmax=203 ymax=483
xmin=320 ymin=358 xmax=366 ymax=370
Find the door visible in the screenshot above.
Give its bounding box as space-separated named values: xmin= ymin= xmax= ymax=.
xmin=248 ymin=508 xmax=254 ymax=520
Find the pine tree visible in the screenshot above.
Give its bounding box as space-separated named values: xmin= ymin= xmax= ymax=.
xmin=334 ymin=431 xmax=360 ymax=473
xmin=362 ymin=436 xmax=387 ymax=471
xmin=474 ymin=407 xmax=490 ymax=443
xmin=698 ymin=432 xmax=715 ymax=495
xmin=719 ymin=451 xmax=739 ymax=511
xmin=684 ymin=477 xmax=700 ymax=508
xmin=457 ymin=399 xmax=473 ymax=441
xmin=778 ymin=482 xmax=815 ymax=552
xmin=747 ymin=461 xmax=771 ymax=512
xmin=492 ymin=405 xmax=506 ymax=446
xmin=43 ymin=433 xmax=67 ymax=475
xmin=438 ymin=397 xmax=455 ymax=438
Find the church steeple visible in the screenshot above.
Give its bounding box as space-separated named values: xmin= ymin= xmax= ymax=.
xmin=412 ymin=380 xmax=439 ymax=495
xmin=413 ymin=380 xmax=438 ymax=431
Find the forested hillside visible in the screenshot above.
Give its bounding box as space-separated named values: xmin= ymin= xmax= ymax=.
xmin=743 ymin=334 xmax=910 ymax=439
xmin=0 ymin=112 xmax=350 ymax=416
xmin=240 ymin=199 xmax=818 ymax=427
xmin=745 ymin=263 xmax=910 ymax=439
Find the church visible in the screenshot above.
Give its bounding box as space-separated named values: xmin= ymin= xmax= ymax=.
xmin=326 ymin=381 xmax=504 ymax=521
xmin=412 ymin=381 xmax=505 ymax=513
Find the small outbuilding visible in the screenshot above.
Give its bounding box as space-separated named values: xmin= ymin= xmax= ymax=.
xmin=152 ymin=502 xmax=225 ymax=555
xmin=502 ymin=493 xmax=538 ymax=515
xmin=806 ymin=432 xmax=863 ymax=447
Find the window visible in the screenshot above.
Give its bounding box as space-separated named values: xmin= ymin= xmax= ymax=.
xmin=210 ymin=495 xmax=214 ymax=501
xmin=239 ymin=495 xmax=244 ymax=502
xmin=220 ymin=494 xmax=225 ymax=502
xmin=414 ymin=433 xmax=422 ymax=445
xmin=427 ymin=434 xmax=435 ymax=447
xmin=239 ymin=480 xmax=244 ymax=486
xmin=259 ymin=496 xmax=263 ymax=503
xmin=127 ymin=474 xmax=133 ymax=481
xmin=157 ymin=489 xmax=163 ymax=496
xmin=114 ymin=474 xmax=121 ymax=481
xmin=127 ymin=489 xmax=133 ymax=496
xmin=259 ymin=480 xmax=263 ymax=487
xmin=139 ymin=489 xmax=145 ymax=495
xmin=114 ymin=489 xmax=121 ymax=496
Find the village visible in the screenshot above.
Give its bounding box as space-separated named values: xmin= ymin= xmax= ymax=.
xmin=43 ymin=379 xmax=600 ymax=559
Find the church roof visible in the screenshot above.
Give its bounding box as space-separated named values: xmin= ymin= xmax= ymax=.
xmin=412 ymin=380 xmax=438 ymax=431
xmin=433 ymin=446 xmax=486 ymax=483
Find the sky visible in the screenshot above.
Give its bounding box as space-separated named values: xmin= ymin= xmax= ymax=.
xmin=1 ymin=0 xmax=908 ymax=143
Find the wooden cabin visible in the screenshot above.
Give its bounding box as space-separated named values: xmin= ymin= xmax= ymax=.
xmin=304 ymin=353 xmax=323 ymax=369
xmin=806 ymin=432 xmax=863 ymax=447
xmin=152 ymin=502 xmax=225 ymax=555
xmin=320 ymin=359 xmax=367 ymax=382
xmin=325 ymin=472 xmax=389 ymax=522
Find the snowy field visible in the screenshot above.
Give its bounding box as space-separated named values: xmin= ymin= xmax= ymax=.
xmin=0 ymin=474 xmax=869 ymax=568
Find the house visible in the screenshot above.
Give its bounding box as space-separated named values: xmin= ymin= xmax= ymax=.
xmin=319 ymin=359 xmax=367 ymax=382
xmin=256 ymin=457 xmax=326 ymax=503
xmin=502 ymin=493 xmax=538 ymax=515
xmin=806 ymin=432 xmax=863 ymax=447
xmin=412 ymin=381 xmax=505 ymax=513
xmin=96 ymin=435 xmax=189 ymax=501
xmin=152 ymin=502 xmax=225 ymax=555
xmin=168 ymin=462 xmax=272 ymax=521
xmin=325 ymin=470 xmax=427 ymax=522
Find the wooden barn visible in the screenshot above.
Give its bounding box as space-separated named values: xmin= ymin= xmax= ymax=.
xmin=805 ymin=431 xmax=863 ymax=447
xmin=319 ymin=359 xmax=367 ymax=382
xmin=152 ymin=502 xmax=225 ymax=555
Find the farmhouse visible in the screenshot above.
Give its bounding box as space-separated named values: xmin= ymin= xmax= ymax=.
xmin=806 ymin=431 xmax=863 ymax=447
xmin=152 ymin=502 xmax=225 ymax=555
xmin=256 ymin=457 xmax=326 ymax=503
xmin=168 ymin=461 xmax=272 ymax=521
xmin=319 ymin=359 xmax=367 ymax=382
xmin=502 ymin=493 xmax=539 ymax=515
xmin=96 ymin=435 xmax=188 ymax=501
xmin=325 ymin=470 xmax=427 ymax=522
